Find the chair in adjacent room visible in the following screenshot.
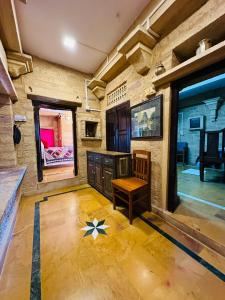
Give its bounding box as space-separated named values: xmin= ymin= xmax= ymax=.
xmin=111 ymin=150 xmax=151 ymax=224
xmin=176 ymin=142 xmax=188 ymax=165
xmin=199 ymin=128 xmax=225 ymax=182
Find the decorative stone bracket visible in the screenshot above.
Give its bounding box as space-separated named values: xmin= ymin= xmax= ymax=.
xmin=203 ymin=97 xmax=224 ymax=122
xmin=126 ymin=43 xmax=152 ymax=75
xmin=6 ymin=51 xmax=33 ymax=78
xmin=88 ymin=78 xmax=106 ymax=100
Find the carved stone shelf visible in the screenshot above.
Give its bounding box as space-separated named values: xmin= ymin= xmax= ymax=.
xmin=81 ymin=137 xmax=102 ymax=141
xmin=88 ymin=78 xmax=106 ymax=100
xmin=99 ymin=52 xmax=128 ymax=82
xmin=126 ymin=43 xmax=152 ymax=75
xmin=153 ymin=40 xmax=225 ymax=88
xmin=173 ymin=13 xmax=225 ymax=61
xmin=146 ymin=0 xmax=207 ymax=38
xmin=7 ymin=51 xmax=33 ymax=78
xmin=88 ymin=78 xmax=106 ymax=90
xmin=0 ymin=57 xmax=18 ymax=102
xmin=117 ymin=25 xmax=157 ymax=55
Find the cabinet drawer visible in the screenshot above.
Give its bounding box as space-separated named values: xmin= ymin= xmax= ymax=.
xmin=95 ymin=155 xmax=102 ymax=164
xmin=103 ymin=157 xmax=113 ymax=167
xmin=87 ymin=153 xmax=94 ymax=161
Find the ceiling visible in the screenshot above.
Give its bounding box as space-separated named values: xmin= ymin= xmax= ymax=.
xmin=15 ymin=0 xmax=150 ymax=74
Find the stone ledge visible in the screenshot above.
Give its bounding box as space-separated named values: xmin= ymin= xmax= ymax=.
xmin=117 ymin=25 xmax=157 ymax=54
xmin=81 ymin=137 xmax=102 ymax=141
xmin=0 ymin=166 xmax=27 ymax=272
xmin=153 ymin=40 xmax=225 ymax=88
xmin=0 ymin=57 xmax=18 ymax=102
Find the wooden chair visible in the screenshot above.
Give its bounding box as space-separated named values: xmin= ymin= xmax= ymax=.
xmin=111 ymin=150 xmax=151 ymax=224
xmin=177 ymin=142 xmax=188 ymax=165
xmin=199 ymin=128 xmax=225 ymax=182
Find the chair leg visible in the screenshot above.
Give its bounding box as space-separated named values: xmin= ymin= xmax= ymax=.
xmin=129 ymin=194 xmax=133 ymax=225
xmin=200 ymin=162 xmax=204 ymax=182
xmin=112 ymin=187 xmax=116 ymax=210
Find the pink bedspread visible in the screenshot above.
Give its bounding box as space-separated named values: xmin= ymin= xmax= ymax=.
xmin=44 ymin=146 xmax=74 ymax=166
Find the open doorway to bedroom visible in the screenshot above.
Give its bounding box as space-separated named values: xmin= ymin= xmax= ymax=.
xmin=39 ymin=108 xmax=74 ymax=183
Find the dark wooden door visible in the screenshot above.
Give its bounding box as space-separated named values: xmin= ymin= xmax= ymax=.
xmin=103 ymin=167 xmax=114 ymax=199
xmin=95 ymin=163 xmax=103 ymax=192
xmin=106 ymin=101 xmax=130 ymax=153
xmin=33 ymin=105 xmax=43 ymax=182
xmin=117 ymin=102 xmax=130 ymax=153
xmin=106 ymin=108 xmax=117 ymax=151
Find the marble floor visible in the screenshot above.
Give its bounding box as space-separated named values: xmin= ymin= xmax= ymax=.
xmin=177 ymin=165 xmax=225 ymax=208
xmin=176 ymin=165 xmax=225 ymax=252
xmin=0 ymin=185 xmax=225 ymax=300
xmin=42 ymin=165 xmax=74 ymax=183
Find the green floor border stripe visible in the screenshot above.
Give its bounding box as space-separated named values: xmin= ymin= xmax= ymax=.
xmin=30 ymin=186 xmax=90 ymax=299
xmin=140 ymin=215 xmax=225 ymax=282
xmin=30 ymin=202 xmax=41 ymax=300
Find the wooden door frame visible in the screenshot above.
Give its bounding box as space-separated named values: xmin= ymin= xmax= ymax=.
xmin=30 ymin=96 xmax=78 ymax=182
xmin=168 ymin=59 xmax=225 ymax=212
xmin=106 ymin=100 xmax=131 ymax=153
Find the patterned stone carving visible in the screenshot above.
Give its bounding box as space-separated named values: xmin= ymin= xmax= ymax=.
xmin=107 ymin=82 xmax=127 ymax=106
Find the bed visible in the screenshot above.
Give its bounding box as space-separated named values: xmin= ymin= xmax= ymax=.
xmin=43 ymin=146 xmax=74 ymax=167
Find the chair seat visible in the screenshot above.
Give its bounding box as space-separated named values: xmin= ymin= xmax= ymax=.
xmin=112 ymin=177 xmax=148 ymax=193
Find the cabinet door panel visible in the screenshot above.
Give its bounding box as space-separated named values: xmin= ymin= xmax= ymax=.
xmin=103 ymin=168 xmax=114 ymax=199
xmin=87 ymin=161 xmax=95 ymax=186
xmin=95 ymin=163 xmax=103 ymax=192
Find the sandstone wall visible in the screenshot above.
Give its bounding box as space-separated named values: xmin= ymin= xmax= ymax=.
xmin=99 ymin=0 xmax=224 ymax=210
xmin=0 ymin=95 xmax=17 ymax=167
xmin=12 ymin=57 xmax=102 ymax=195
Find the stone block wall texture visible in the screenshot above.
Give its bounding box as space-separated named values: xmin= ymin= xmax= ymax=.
xmin=12 ymin=57 xmax=101 ymax=195
xmin=99 ymin=0 xmax=224 ymax=210
xmin=0 ymin=95 xmax=17 ymax=167
xmin=8 ymin=0 xmax=224 ymax=210
xmin=178 ymin=102 xmax=225 ymax=165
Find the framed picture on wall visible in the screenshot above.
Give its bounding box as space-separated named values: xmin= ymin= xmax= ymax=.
xmin=131 ymin=95 xmax=163 ymax=140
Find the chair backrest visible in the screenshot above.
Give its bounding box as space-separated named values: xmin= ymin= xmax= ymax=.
xmin=200 ymin=129 xmax=225 ymax=160
xmin=132 ymin=150 xmax=151 ymax=183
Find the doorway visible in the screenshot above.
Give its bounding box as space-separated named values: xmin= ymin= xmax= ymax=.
xmin=106 ymin=101 xmax=130 ymax=153
xmin=168 ymin=60 xmax=225 ymax=249
xmin=32 ymin=99 xmax=78 ymax=183
xmin=39 ymin=108 xmax=74 ymax=183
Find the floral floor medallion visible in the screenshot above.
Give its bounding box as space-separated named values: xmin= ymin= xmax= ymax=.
xmin=81 ymin=218 xmax=109 ymax=240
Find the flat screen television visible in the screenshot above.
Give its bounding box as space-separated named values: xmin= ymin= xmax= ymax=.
xmin=188 ymin=116 xmax=205 ymax=130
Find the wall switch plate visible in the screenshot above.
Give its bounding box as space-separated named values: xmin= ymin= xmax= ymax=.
xmin=14 ymin=115 xmax=27 ymax=122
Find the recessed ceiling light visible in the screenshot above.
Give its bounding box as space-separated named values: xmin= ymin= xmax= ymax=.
xmin=63 ymin=36 xmax=76 ymax=50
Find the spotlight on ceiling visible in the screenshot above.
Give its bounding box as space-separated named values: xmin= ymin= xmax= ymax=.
xmin=63 ymin=36 xmax=76 ymax=50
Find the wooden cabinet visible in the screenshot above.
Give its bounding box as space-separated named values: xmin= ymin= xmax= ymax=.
xmin=87 ymin=150 xmax=131 ymax=200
